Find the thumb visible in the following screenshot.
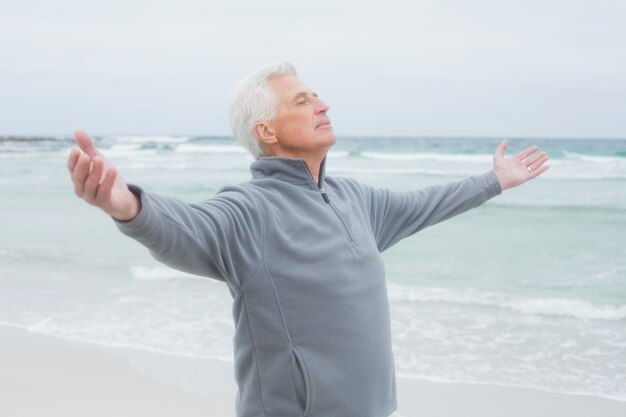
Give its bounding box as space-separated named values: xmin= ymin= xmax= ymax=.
xmin=73 ymin=128 xmax=101 ymax=158
xmin=494 ymin=139 xmax=508 ymax=161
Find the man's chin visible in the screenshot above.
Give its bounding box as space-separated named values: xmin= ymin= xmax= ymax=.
xmin=324 ymin=137 xmax=337 ymax=150
xmin=323 ymin=131 xmax=337 ymax=145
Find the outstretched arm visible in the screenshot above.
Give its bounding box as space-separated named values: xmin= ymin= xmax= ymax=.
xmin=67 ymin=129 xmax=140 ymax=221
xmin=493 ymin=139 xmax=549 ymax=191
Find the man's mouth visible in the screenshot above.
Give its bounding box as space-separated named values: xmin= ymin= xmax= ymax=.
xmin=316 ymin=118 xmax=332 ymax=128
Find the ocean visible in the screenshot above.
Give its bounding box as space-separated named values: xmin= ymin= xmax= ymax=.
xmin=1 ymin=135 xmax=625 ymax=401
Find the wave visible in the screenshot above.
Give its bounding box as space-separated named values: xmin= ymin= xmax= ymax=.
xmin=327 ymin=150 xmax=350 ymax=159
xmin=330 ymin=166 xmax=471 ymax=176
xmin=361 ymin=151 xmax=493 ymax=163
xmin=0 ymin=247 xmax=70 ymax=263
xmin=330 ymin=159 xmax=626 ymax=180
xmin=0 ymin=320 xmax=228 ymax=361
xmin=175 ymin=144 xmax=247 ymax=154
xmin=127 ymin=162 xmax=194 ymax=170
xmin=103 ymin=135 xmax=190 ymax=144
xmin=387 ymin=285 xmax=626 ymax=321
xmin=563 ymin=151 xmax=626 ymax=164
xmin=129 ymin=266 xmax=205 ymax=281
xmin=105 ymin=143 xmax=156 ymax=157
xmin=547 ymin=159 xmax=626 ymax=179
xmin=0 ymin=248 xmax=19 ymax=259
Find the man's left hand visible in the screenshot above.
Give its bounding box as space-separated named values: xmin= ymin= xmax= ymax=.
xmin=493 ymin=139 xmax=549 ymax=191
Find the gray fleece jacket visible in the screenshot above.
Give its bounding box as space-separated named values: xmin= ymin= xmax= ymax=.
xmin=115 ymin=156 xmax=502 ymax=417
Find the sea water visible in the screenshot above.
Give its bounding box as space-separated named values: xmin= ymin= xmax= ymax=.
xmin=1 ymin=135 xmax=625 ymax=401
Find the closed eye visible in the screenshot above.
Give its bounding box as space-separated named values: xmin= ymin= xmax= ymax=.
xmin=293 ymin=91 xmax=316 ymax=105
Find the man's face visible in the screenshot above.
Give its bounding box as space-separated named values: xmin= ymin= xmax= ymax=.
xmin=267 ymin=75 xmax=336 ymax=158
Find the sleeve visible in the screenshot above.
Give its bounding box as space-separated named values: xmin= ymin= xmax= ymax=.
xmin=363 ymin=171 xmax=502 ymax=252
xmin=113 ymin=184 xmax=265 ymax=290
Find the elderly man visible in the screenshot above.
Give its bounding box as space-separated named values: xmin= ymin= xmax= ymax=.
xmin=68 ymin=62 xmax=549 ymax=417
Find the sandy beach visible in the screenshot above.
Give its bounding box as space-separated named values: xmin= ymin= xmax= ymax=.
xmin=1 ymin=324 xmax=624 ymax=417
xmin=0 ymin=325 xmax=233 ymax=417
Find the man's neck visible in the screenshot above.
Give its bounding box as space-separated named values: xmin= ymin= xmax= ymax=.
xmin=264 ymin=148 xmax=328 ymax=185
xmin=304 ymin=156 xmax=324 ymax=185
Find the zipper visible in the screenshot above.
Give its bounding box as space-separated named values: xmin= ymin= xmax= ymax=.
xmin=319 ymin=187 xmax=356 ymax=247
xmin=320 ymin=187 xmax=330 ymax=203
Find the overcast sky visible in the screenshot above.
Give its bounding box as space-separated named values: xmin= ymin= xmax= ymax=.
xmin=1 ymin=0 xmax=624 ymax=138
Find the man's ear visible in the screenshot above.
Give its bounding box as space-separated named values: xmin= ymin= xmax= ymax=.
xmin=253 ymin=121 xmax=278 ymax=146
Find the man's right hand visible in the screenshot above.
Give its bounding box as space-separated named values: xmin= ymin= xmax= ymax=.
xmin=67 ymin=129 xmax=140 ymax=221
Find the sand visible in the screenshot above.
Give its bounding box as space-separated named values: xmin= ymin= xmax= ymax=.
xmin=1 ymin=325 xmax=625 ymax=417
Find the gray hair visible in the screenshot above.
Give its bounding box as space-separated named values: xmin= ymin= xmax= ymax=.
xmin=229 ymin=62 xmax=298 ymax=159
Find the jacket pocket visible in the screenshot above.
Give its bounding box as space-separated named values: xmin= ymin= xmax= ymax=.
xmin=291 ymin=347 xmax=311 ymax=416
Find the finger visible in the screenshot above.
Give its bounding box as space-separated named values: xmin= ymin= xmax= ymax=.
xmin=523 ymin=151 xmax=547 ymax=167
xmin=530 ymin=164 xmax=550 ymax=178
xmin=95 ymin=166 xmax=117 ymax=203
xmin=517 ymin=146 xmax=540 ymax=161
xmin=528 ymin=154 xmax=549 ymax=172
xmin=73 ymin=128 xmax=101 ymax=158
xmin=67 ymin=147 xmax=82 ymax=173
xmin=83 ymin=157 xmax=104 ymax=203
xmin=72 ymin=153 xmax=92 ymax=196
xmin=494 ymin=139 xmax=508 ymax=160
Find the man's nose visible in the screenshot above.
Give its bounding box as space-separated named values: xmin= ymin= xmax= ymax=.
xmin=315 ymin=98 xmax=330 ymax=114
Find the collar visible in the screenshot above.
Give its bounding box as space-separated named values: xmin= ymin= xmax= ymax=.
xmin=250 ymin=156 xmax=327 ymax=191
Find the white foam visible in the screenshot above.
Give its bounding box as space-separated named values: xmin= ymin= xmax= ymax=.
xmin=361 ymin=151 xmax=492 ymax=163
xmin=387 ymin=284 xmax=626 ymax=321
xmin=329 ymin=166 xmax=471 ymax=176
xmin=563 ymin=151 xmax=626 ymax=164
xmin=104 ymin=135 xmax=190 ymax=144
xmin=127 ymin=163 xmax=192 ymax=170
xmin=175 ymin=144 xmax=247 ymax=154
xmin=545 ymin=158 xmax=626 ymax=179
xmin=328 ymin=150 xmax=350 ymax=159
xmin=0 ymin=248 xmax=17 ymax=258
xmin=508 ymin=298 xmax=626 ymax=320
xmin=129 ymin=266 xmax=203 ymax=281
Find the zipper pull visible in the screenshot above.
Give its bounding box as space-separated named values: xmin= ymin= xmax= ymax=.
xmin=320 ymin=187 xmax=330 ymax=203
